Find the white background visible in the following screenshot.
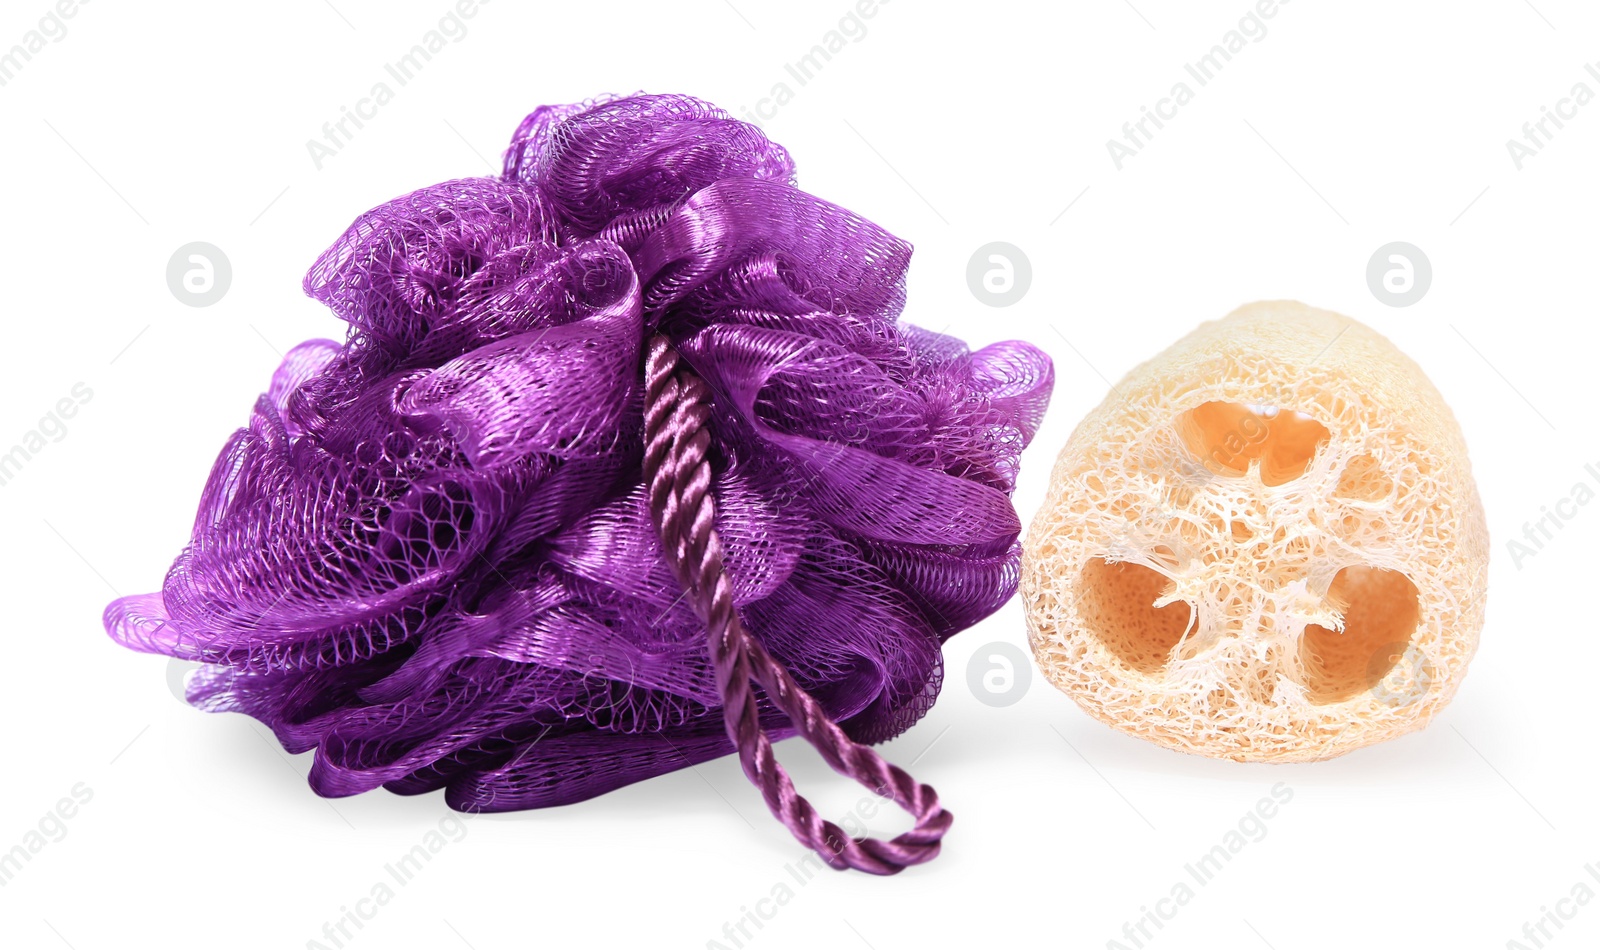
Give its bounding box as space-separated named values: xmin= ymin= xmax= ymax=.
xmin=1 ymin=1 xmax=1596 ymax=948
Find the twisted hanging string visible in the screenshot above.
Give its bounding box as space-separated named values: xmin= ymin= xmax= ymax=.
xmin=643 ymin=335 xmax=950 ymax=873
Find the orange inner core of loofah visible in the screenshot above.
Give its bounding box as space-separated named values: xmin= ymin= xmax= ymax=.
xmin=1077 ymin=559 xmax=1192 ymax=674
xmin=1078 ymin=559 xmax=1422 ymax=705
xmin=1177 ymin=401 xmax=1331 ymax=487
xmin=1300 ymin=567 xmax=1421 ymax=703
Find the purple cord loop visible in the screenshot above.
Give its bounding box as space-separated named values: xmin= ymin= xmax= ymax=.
xmin=104 ymin=93 xmax=1051 ymax=871
xmin=644 ymin=335 xmax=950 ymax=873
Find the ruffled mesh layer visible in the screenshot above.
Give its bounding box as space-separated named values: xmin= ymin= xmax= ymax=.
xmin=105 ymin=94 xmax=1053 ymax=811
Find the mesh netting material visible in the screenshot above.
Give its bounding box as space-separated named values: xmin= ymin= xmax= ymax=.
xmin=105 ymin=94 xmax=1053 ymax=830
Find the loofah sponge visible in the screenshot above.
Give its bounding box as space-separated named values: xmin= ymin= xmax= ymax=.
xmin=1021 ymin=301 xmax=1489 ymax=761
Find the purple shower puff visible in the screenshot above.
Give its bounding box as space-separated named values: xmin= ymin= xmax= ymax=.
xmin=105 ymin=93 xmax=1054 ymax=812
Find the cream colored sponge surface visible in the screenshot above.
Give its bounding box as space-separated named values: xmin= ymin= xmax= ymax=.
xmin=1021 ymin=301 xmax=1489 ymax=761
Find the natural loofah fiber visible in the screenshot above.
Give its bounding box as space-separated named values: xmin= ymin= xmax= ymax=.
xmin=1022 ymin=301 xmax=1488 ymax=761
